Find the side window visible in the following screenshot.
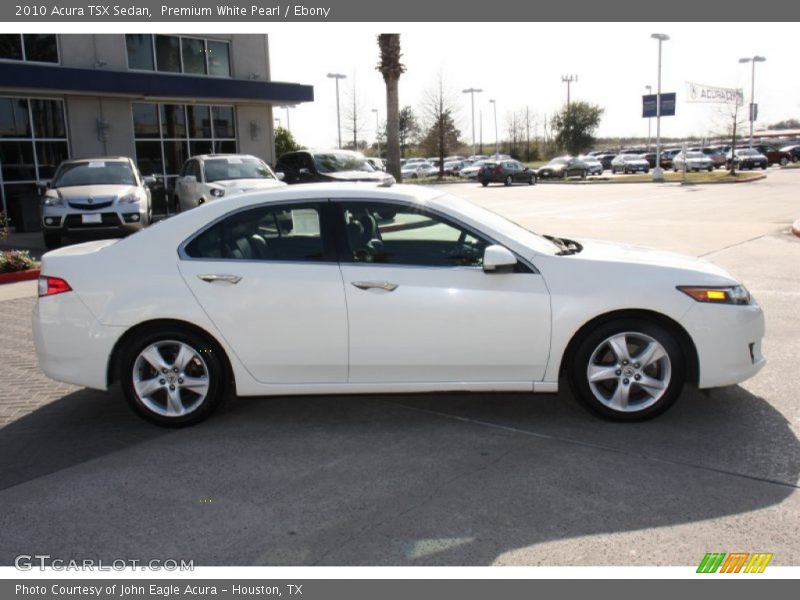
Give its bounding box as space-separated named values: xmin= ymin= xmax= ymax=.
xmin=184 ymin=203 xmax=325 ymax=262
xmin=190 ymin=161 xmax=202 ymax=180
xmin=341 ymin=202 xmax=487 ymax=268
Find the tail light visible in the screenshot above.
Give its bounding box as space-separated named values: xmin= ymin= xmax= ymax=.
xmin=38 ymin=276 xmax=72 ymax=297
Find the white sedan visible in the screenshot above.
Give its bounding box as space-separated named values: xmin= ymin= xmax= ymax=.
xmin=173 ymin=154 xmax=284 ymax=212
xmin=33 ymin=183 xmax=765 ymax=426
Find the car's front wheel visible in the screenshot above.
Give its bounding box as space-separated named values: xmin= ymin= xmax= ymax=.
xmin=504 ymin=175 xmax=513 ymax=186
xmin=568 ymin=318 xmax=686 ymax=421
xmin=119 ymin=328 xmax=228 ymax=427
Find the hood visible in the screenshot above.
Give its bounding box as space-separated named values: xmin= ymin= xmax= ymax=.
xmin=323 ymin=170 xmax=391 ymax=182
xmin=54 ymin=185 xmax=136 ymax=199
xmin=210 ymin=179 xmax=286 ymax=193
xmin=569 ymin=238 xmax=735 ymax=282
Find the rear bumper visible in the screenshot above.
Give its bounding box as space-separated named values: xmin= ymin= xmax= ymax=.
xmin=33 ymin=292 xmax=125 ymax=390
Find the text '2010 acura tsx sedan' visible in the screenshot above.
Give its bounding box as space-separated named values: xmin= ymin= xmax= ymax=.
xmin=33 ymin=183 xmax=765 ymax=426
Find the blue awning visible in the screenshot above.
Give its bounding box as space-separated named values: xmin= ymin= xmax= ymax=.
xmin=0 ymin=62 xmax=314 ymax=104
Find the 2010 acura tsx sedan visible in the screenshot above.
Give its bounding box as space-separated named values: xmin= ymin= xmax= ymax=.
xmin=33 ymin=183 xmax=765 ymax=426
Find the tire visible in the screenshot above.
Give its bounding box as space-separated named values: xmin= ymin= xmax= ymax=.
xmin=43 ymin=232 xmax=61 ymax=250
xmin=504 ymin=175 xmax=513 ymax=187
xmin=567 ymin=318 xmax=686 ymax=422
xmin=644 ymin=168 xmax=649 ymax=174
xmin=707 ymin=166 xmax=713 ymax=172
xmin=528 ymin=175 xmax=535 ymax=185
xmin=761 ymin=163 xmax=767 ymax=170
xmin=581 ymin=170 xmax=588 ymax=179
xmin=481 ymin=181 xmax=489 ymax=187
xmin=119 ymin=327 xmax=228 ymax=427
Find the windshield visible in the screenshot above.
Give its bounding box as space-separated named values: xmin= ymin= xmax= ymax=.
xmin=203 ymin=157 xmax=275 ymax=183
xmin=53 ymin=161 xmax=135 ymax=187
xmin=314 ymin=152 xmax=374 ymax=174
xmin=549 ymin=158 xmax=569 ymax=165
xmin=621 ymin=154 xmax=641 ymax=161
xmin=686 ymin=152 xmax=705 ymax=159
xmin=736 ymin=149 xmax=758 ymax=156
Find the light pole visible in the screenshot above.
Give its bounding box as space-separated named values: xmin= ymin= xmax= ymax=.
xmin=739 ymin=56 xmax=766 ymax=149
xmin=645 ymin=85 xmax=652 ymax=152
xmin=489 ymin=98 xmax=499 ymax=157
xmin=462 ymin=87 xmax=482 ymax=156
xmin=284 ymin=105 xmax=295 ymax=133
xmin=327 ymin=73 xmax=346 ymax=149
xmin=651 ymin=33 xmax=669 ymax=182
xmin=371 ymin=108 xmax=380 ymax=157
xmin=561 ymin=74 xmax=578 ymax=108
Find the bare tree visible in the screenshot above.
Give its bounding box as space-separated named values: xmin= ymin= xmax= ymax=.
xmin=421 ymin=74 xmax=461 ymax=177
xmin=708 ymin=102 xmax=748 ymax=175
xmin=376 ymin=34 xmax=405 ymax=180
xmin=343 ymin=77 xmax=365 ymax=151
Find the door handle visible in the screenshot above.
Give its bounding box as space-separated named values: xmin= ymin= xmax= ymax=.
xmin=198 ymin=274 xmax=242 ymax=284
xmin=351 ymin=281 xmax=398 ymax=292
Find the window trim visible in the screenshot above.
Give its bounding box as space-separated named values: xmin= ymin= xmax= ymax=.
xmin=177 ymin=199 xmax=338 ymax=264
xmin=332 ymin=199 xmax=536 ymax=273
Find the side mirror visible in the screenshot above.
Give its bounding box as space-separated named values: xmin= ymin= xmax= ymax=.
xmin=483 ymin=245 xmax=517 ymax=273
xmin=275 ymin=171 xmax=285 ymax=181
xmin=298 ymin=168 xmax=311 ymax=176
xmin=143 ymin=175 xmax=157 ymax=187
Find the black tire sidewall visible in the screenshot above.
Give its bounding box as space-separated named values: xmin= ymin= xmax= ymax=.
xmin=119 ymin=327 xmax=226 ymax=427
xmin=567 ymin=318 xmax=686 ymax=421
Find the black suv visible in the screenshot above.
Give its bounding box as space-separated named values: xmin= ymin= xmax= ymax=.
xmin=275 ymin=150 xmax=394 ymax=185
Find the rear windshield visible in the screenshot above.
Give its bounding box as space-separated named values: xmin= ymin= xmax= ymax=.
xmin=53 ymin=161 xmax=135 ymax=187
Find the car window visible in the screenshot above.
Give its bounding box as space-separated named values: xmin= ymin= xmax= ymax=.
xmin=314 ymin=152 xmax=374 ymax=174
xmin=340 ymin=202 xmax=488 ymax=268
xmin=184 ymin=203 xmax=326 ymax=262
xmin=53 ymin=161 xmax=136 ymax=187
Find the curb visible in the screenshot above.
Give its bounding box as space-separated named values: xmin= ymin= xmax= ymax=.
xmin=0 ymin=268 xmax=40 ymax=285
xmin=792 ymin=219 xmax=800 ymax=239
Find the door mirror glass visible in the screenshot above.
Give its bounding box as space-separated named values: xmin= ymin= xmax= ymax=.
xmin=143 ymin=175 xmax=157 ymax=187
xmin=275 ymin=171 xmax=285 ymax=181
xmin=483 ymin=245 xmax=517 ymax=273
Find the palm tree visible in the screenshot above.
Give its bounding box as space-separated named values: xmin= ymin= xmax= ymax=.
xmin=376 ymin=34 xmax=405 ymax=181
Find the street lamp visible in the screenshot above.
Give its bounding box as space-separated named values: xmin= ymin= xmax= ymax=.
xmin=327 ymin=73 xmax=347 ymax=149
xmin=739 ymin=56 xmax=766 ymax=148
xmin=462 ymin=87 xmax=482 ymax=156
xmin=651 ymin=33 xmax=669 ymax=182
xmin=489 ymin=99 xmax=499 ymax=157
xmin=561 ymin=74 xmax=578 ymax=108
xmin=371 ymin=108 xmax=380 ymax=157
xmin=645 ymin=85 xmax=652 ymax=153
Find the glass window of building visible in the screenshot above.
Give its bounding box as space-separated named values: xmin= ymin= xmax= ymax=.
xmin=155 ymin=35 xmax=181 ymax=73
xmin=206 ymin=40 xmax=231 ymax=77
xmin=125 ymin=34 xmax=154 ymax=71
xmin=0 ymin=34 xmax=58 ymax=63
xmin=181 ymin=38 xmax=206 ymax=75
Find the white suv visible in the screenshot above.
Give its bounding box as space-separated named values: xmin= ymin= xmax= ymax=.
xmin=173 ymin=154 xmax=284 ymax=213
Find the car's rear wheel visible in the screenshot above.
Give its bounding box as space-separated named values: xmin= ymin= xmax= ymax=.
xmin=567 ymin=318 xmax=686 ymax=421
xmin=504 ymin=175 xmax=513 ymax=186
xmin=43 ymin=232 xmax=61 ymax=250
xmin=119 ymin=328 xmax=228 ymax=427
xmin=529 ymin=174 xmax=535 ymax=185
xmin=481 ymin=181 xmax=489 ymax=187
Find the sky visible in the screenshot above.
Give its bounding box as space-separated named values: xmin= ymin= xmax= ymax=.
xmin=268 ymin=23 xmax=799 ymax=149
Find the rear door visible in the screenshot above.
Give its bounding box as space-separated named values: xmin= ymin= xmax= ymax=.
xmin=178 ymin=201 xmax=348 ymax=384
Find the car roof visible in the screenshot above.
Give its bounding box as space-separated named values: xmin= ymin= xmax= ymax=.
xmin=63 ymin=156 xmax=131 ymax=164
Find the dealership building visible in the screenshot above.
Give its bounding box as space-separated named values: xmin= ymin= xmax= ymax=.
xmin=0 ymin=33 xmax=313 ymax=230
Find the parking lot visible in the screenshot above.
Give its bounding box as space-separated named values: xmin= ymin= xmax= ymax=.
xmin=1 ymin=169 xmax=799 ymax=566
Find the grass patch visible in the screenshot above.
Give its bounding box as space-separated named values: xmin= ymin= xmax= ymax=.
xmin=606 ymin=170 xmax=764 ymax=184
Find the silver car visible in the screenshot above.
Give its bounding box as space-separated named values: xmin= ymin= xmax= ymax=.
xmin=610 ymin=154 xmax=650 ymax=174
xmin=673 ymin=151 xmax=714 ymax=172
xmin=40 ymin=157 xmax=155 ymax=250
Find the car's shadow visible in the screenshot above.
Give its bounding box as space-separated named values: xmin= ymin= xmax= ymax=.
xmin=0 ymin=383 xmax=796 ymax=566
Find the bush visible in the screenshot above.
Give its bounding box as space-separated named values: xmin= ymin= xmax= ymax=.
xmin=0 ymin=250 xmax=39 ymax=273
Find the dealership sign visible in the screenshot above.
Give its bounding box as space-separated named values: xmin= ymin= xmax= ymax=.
xmin=686 ymin=82 xmax=744 ymax=105
xmin=642 ymin=93 xmax=676 ymax=118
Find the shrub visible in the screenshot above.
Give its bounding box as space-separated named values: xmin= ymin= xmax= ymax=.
xmin=0 ymin=250 xmax=39 ymax=273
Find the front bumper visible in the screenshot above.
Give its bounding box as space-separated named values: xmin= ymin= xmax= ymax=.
xmin=41 ymin=207 xmax=145 ymax=236
xmin=680 ymin=300 xmax=766 ymax=388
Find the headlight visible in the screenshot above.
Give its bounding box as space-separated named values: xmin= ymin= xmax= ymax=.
xmin=42 ymin=195 xmax=63 ymax=207
xmin=210 ymin=188 xmax=225 ymax=198
xmin=118 ymin=193 xmax=141 ymax=204
xmin=678 ymin=285 xmax=752 ymax=305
